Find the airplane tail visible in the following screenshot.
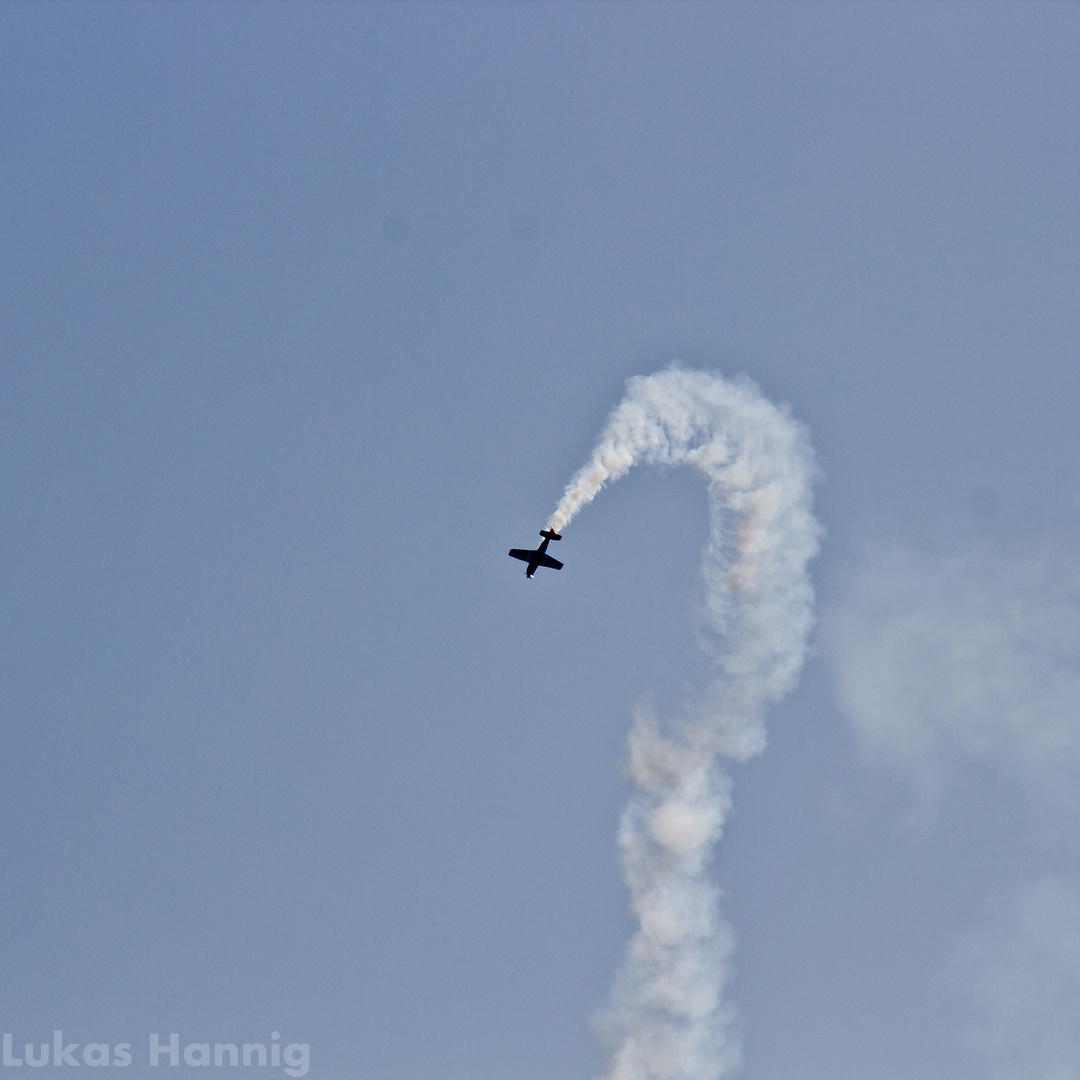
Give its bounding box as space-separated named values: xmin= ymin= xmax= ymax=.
xmin=539 ymin=529 xmax=562 ymax=541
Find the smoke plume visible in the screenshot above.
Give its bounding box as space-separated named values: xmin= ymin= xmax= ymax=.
xmin=550 ymin=367 xmax=821 ymax=1080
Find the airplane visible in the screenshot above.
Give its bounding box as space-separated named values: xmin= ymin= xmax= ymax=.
xmin=508 ymin=529 xmax=563 ymax=578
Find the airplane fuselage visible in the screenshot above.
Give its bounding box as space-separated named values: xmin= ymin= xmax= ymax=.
xmin=509 ymin=530 xmax=564 ymax=577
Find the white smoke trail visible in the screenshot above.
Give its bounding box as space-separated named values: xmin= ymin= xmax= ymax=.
xmin=551 ymin=367 xmax=820 ymax=1080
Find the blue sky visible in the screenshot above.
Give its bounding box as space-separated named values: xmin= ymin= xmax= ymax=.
xmin=2 ymin=4 xmax=1080 ymax=1079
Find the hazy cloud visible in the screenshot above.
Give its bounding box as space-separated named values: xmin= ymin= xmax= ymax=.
xmin=823 ymin=521 xmax=1080 ymax=796
xmin=957 ymin=877 xmax=1080 ymax=1080
xmin=825 ymin=517 xmax=1080 ymax=1076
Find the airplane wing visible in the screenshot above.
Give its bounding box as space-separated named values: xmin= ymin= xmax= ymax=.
xmin=538 ymin=553 xmax=563 ymax=570
xmin=508 ymin=549 xmax=534 ymax=562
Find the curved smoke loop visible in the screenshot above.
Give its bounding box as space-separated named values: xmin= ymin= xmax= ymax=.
xmin=550 ymin=368 xmax=820 ymax=1080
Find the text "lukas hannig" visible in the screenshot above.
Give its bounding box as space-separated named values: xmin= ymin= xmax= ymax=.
xmin=2 ymin=1034 xmax=309 ymax=1077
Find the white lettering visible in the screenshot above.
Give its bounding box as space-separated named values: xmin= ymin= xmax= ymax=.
xmin=23 ymin=1046 xmax=46 ymax=1069
xmin=241 ymin=1045 xmax=265 ymax=1067
xmin=3 ymin=1035 xmax=22 ymax=1067
xmin=81 ymin=1046 xmax=107 ymax=1068
xmin=53 ymin=1034 xmax=79 ymax=1068
xmin=282 ymin=1045 xmax=308 ymax=1078
xmin=183 ymin=1045 xmax=209 ymax=1068
xmin=214 ymin=1045 xmax=237 ymax=1067
xmin=2 ymin=1031 xmax=301 ymax=1070
xmin=149 ymin=1035 xmax=179 ymax=1067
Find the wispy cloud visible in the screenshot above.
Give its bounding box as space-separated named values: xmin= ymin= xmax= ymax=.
xmin=824 ymin=514 xmax=1080 ymax=1077
xmin=824 ymin=521 xmax=1080 ymax=797
xmin=957 ymin=877 xmax=1080 ymax=1080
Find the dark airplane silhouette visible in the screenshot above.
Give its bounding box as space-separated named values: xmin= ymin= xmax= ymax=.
xmin=509 ymin=529 xmax=563 ymax=578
